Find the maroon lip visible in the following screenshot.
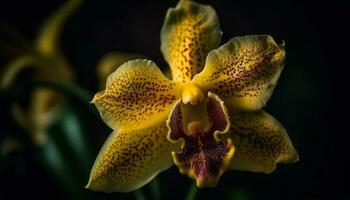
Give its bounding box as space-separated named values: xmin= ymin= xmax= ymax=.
xmin=168 ymin=94 xmax=233 ymax=187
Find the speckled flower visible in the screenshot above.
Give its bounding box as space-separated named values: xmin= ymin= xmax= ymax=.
xmin=86 ymin=0 xmax=299 ymax=193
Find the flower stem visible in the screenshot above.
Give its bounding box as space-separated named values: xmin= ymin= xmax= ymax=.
xmin=133 ymin=189 xmax=147 ymax=200
xmin=185 ymin=182 xmax=199 ymax=200
xmin=149 ymin=177 xmax=161 ymax=200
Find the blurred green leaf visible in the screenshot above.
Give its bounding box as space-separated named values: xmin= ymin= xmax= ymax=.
xmin=134 ymin=189 xmax=147 ymax=200
xmin=39 ymin=104 xmax=94 ymax=200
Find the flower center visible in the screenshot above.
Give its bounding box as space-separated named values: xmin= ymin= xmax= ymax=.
xmin=187 ymin=121 xmax=205 ymax=136
xmin=181 ymin=83 xmax=204 ymax=105
xmin=167 ymin=92 xmax=234 ymax=187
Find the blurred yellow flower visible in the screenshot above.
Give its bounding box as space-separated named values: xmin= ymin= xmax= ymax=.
xmin=87 ymin=0 xmax=298 ymax=192
xmin=0 ymin=0 xmax=81 ymax=144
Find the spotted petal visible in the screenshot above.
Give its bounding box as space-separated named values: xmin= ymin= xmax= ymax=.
xmin=86 ymin=120 xmax=178 ymax=192
xmin=229 ymin=110 xmax=299 ymax=173
xmin=161 ymin=0 xmax=221 ymax=82
xmin=96 ymin=52 xmax=145 ymax=89
xmin=92 ymin=59 xmax=181 ymax=131
xmin=193 ymin=35 xmax=285 ymax=111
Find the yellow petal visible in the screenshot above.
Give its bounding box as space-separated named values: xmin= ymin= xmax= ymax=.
xmin=229 ymin=110 xmax=299 ymax=173
xmin=35 ymin=0 xmax=82 ymax=56
xmin=193 ymin=35 xmax=285 ymax=111
xmin=96 ymin=52 xmax=145 ymax=89
xmin=86 ymin=120 xmax=178 ymax=193
xmin=92 ymin=59 xmax=181 ymax=131
xmin=160 ymin=0 xmax=221 ymax=83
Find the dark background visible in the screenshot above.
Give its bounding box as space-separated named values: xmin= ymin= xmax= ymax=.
xmin=0 ymin=0 xmax=348 ymax=199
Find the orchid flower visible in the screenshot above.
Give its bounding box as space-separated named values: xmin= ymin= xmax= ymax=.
xmin=87 ymin=0 xmax=298 ymax=192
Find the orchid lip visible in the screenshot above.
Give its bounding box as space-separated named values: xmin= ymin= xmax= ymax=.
xmin=167 ymin=92 xmax=234 ymax=187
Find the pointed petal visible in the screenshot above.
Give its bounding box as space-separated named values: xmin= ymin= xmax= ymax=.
xmin=92 ymin=59 xmax=181 ymax=131
xmin=193 ymin=35 xmax=285 ymax=111
xmin=167 ymin=93 xmax=234 ymax=187
xmin=229 ymin=110 xmax=299 ymax=173
xmin=161 ymin=0 xmax=221 ymax=82
xmin=35 ymin=0 xmax=82 ymax=56
xmin=86 ymin=120 xmax=177 ymax=193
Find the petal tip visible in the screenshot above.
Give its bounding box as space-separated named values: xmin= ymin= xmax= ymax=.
xmin=91 ymin=91 xmax=105 ymax=104
xmin=282 ymin=148 xmax=300 ymax=164
xmin=85 ymin=177 xmax=99 ymax=192
xmin=85 ymin=181 xmax=91 ymax=190
xmin=85 ymin=175 xmax=111 ymax=192
xmin=263 ymin=166 xmax=277 ymax=174
xmin=279 ymin=40 xmax=286 ymax=48
xmin=196 ymin=175 xmax=219 ymax=188
xmin=295 ymin=150 xmax=300 ymax=161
